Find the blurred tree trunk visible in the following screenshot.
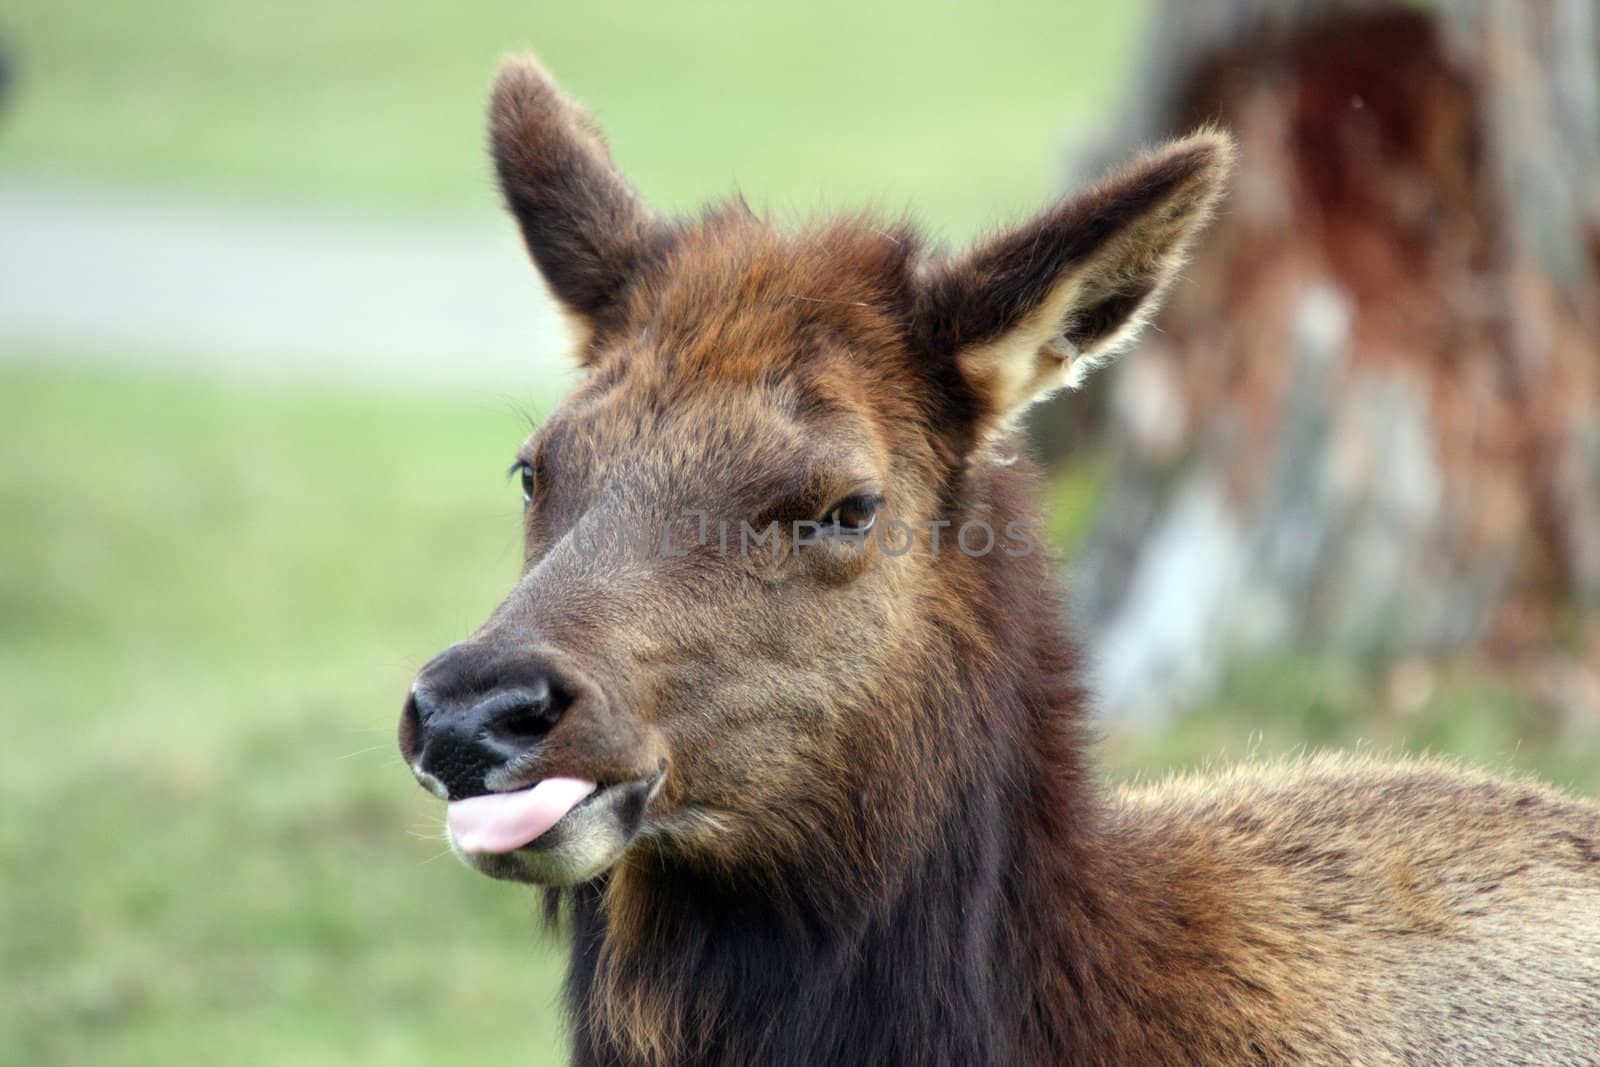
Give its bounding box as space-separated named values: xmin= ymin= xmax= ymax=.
xmin=1055 ymin=0 xmax=1600 ymax=722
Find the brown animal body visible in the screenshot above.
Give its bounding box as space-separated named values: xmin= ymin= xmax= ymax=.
xmin=398 ymin=57 xmax=1600 ymax=1066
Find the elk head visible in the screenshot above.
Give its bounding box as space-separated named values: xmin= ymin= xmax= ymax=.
xmin=399 ymin=57 xmax=1231 ymax=890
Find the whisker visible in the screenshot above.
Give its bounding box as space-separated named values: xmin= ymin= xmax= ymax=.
xmin=335 ymin=744 xmax=390 ymax=761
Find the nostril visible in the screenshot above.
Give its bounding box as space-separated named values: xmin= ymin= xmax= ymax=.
xmin=493 ymin=708 xmax=554 ymax=743
xmin=399 ymin=691 xmax=424 ymax=762
xmin=481 ymin=677 xmax=567 ymax=751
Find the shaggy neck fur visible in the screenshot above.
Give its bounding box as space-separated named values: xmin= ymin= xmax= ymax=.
xmin=550 ymin=457 xmax=1177 ymax=1067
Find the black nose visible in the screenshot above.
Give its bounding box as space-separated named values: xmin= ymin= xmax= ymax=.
xmin=400 ymin=644 xmax=574 ymax=800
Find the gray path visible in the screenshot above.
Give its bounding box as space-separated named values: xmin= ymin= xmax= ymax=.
xmin=0 ymin=177 xmax=567 ymax=391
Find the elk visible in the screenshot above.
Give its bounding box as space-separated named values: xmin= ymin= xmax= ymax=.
xmin=398 ymin=56 xmax=1600 ymax=1066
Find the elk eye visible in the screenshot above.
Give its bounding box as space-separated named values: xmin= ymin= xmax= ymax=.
xmin=825 ymin=493 xmax=882 ymax=535
xmin=511 ymin=461 xmax=536 ymax=506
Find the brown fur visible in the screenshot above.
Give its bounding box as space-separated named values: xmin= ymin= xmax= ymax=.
xmin=404 ymin=56 xmax=1600 ymax=1066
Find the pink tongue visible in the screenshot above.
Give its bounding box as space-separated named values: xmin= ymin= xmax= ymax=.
xmin=447 ymin=777 xmax=598 ymax=855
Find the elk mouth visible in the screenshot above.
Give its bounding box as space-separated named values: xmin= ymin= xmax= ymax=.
xmin=447 ymin=771 xmax=665 ymax=885
xmin=448 ymin=776 xmax=600 ymax=854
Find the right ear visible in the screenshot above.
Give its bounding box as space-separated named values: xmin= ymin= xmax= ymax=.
xmin=914 ymin=131 xmax=1232 ymax=443
xmin=489 ymin=56 xmax=667 ymax=356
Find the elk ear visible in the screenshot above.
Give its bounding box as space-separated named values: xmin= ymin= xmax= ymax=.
xmin=917 ymin=131 xmax=1233 ymax=435
xmin=490 ymin=56 xmax=666 ymax=356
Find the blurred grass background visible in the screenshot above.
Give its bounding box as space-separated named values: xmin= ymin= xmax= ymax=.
xmin=2 ymin=2 xmax=1595 ymax=1064
xmin=1 ymin=0 xmax=1141 ymax=232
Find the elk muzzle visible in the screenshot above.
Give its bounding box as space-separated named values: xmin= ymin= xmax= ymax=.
xmin=400 ymin=639 xmax=666 ymax=885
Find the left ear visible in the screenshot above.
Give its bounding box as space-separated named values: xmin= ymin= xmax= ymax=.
xmin=916 ymin=130 xmax=1233 ymax=434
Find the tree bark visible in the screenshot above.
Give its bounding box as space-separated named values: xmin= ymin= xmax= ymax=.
xmin=1058 ymin=0 xmax=1600 ymax=723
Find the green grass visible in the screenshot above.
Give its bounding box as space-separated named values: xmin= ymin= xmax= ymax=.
xmin=0 ymin=360 xmax=571 ymax=1065
xmin=0 ymin=0 xmax=1145 ymax=235
xmin=1099 ymin=654 xmax=1600 ymax=796
xmin=5 ymin=360 xmax=1594 ymax=1063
